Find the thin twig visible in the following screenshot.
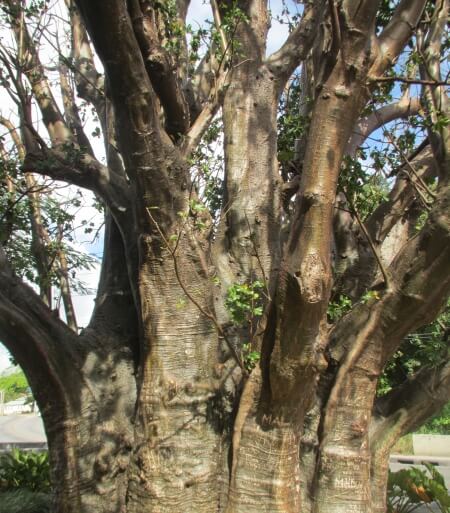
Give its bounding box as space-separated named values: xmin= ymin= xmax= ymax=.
xmin=385 ymin=131 xmax=437 ymax=200
xmin=388 ymin=138 xmax=429 ymax=177
xmin=244 ymin=212 xmax=271 ymax=301
xmin=344 ymin=192 xmax=391 ymax=290
xmin=369 ymin=75 xmax=450 ymax=86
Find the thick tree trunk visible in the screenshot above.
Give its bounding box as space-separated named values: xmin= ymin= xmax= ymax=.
xmin=2 ymin=2 xmax=450 ymax=513
xmin=40 ymin=349 xmax=400 ymax=513
xmin=46 ymin=356 xmax=136 ymax=513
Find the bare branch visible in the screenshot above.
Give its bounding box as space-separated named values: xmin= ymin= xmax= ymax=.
xmin=369 ymin=75 xmax=450 ymax=87
xmin=346 ymin=97 xmax=421 ymax=156
xmin=128 ymin=0 xmax=190 ymax=138
xmin=331 ymin=142 xmax=449 ymax=365
xmin=23 ymin=146 xmax=130 ymax=215
xmin=386 ymin=130 xmax=437 ymax=199
xmin=55 ymin=237 xmax=78 ymax=333
xmin=4 ymin=0 xmax=72 ymax=144
xmin=374 ymin=360 xmax=450 ymax=437
xmin=417 ymin=0 xmax=450 ymax=181
xmin=64 ymin=0 xmax=104 ymax=106
xmin=59 ymin=60 xmax=95 ymax=156
xmin=180 ymin=70 xmax=228 ymax=157
xmin=0 ymin=117 xmax=55 ymax=305
xmin=266 ymin=1 xmax=325 ymax=87
xmin=0 ymin=244 xmax=81 ymax=410
xmin=365 ymin=145 xmax=436 ymax=244
xmin=190 ymin=51 xmax=221 ymax=115
xmin=337 ymin=145 xmax=437 ymax=298
xmin=374 ymin=0 xmax=427 ymax=74
xmin=346 ymin=193 xmax=392 ymax=290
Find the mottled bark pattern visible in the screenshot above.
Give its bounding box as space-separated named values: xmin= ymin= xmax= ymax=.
xmin=0 ymin=1 xmax=448 ymax=513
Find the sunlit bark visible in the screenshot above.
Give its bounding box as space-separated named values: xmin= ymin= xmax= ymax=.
xmin=0 ymin=1 xmax=448 ymax=512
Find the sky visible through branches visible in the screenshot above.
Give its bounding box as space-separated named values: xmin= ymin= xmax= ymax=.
xmin=0 ymin=0 xmax=298 ymax=369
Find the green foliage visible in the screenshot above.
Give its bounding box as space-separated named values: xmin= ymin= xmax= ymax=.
xmin=0 ymin=371 xmax=29 ymax=402
xmin=0 ymin=152 xmax=97 ymax=293
xmin=225 ymin=281 xmax=264 ymax=325
xmin=0 ymin=0 xmax=48 ymax=21
xmin=339 ymin=154 xmax=389 ymax=220
xmin=242 ymin=343 xmax=260 ymax=372
xmin=271 ymin=0 xmax=302 ymax=32
xmin=154 ymin=0 xmax=186 ymax=55
xmin=417 ymin=402 xmax=450 ymax=435
xmin=190 ymin=119 xmax=224 ymax=220
xmin=375 ymin=0 xmax=396 ymax=31
xmin=361 ymin=290 xmax=381 ymax=304
xmin=0 ymin=489 xmax=51 ymax=513
xmin=210 ymin=1 xmax=249 ymax=62
xmin=387 ymin=464 xmax=450 ymax=513
xmin=327 ymin=295 xmax=353 ymax=322
xmin=378 ymin=302 xmax=449 ymax=396
xmin=0 ymin=450 xmax=51 ymax=493
xmin=277 ymin=78 xmax=309 ymax=167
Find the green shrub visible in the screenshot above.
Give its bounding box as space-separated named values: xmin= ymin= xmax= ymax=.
xmin=0 ymin=450 xmax=50 ymax=493
xmin=387 ymin=463 xmax=450 ymax=513
xmin=0 ymin=489 xmax=51 ymax=513
xmin=0 ymin=371 xmax=29 ymax=402
xmin=417 ymin=402 xmax=450 ymax=435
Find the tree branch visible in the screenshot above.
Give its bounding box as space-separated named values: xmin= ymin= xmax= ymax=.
xmin=266 ymin=0 xmax=325 ymax=87
xmin=4 ymin=0 xmax=72 ymax=144
xmin=365 ymin=145 xmax=436 ymax=244
xmin=330 ymin=167 xmax=450 ymax=379
xmin=369 ymin=75 xmax=450 ymax=87
xmin=379 ymin=184 xmax=450 ymax=356
xmin=210 ymin=0 xmax=228 ymax=55
xmin=74 ymin=0 xmax=160 ymax=135
xmin=346 ymin=97 xmax=421 ymax=156
xmin=374 ymin=360 xmax=450 ymax=437
xmin=59 ymin=60 xmax=95 ymax=156
xmin=0 ymin=116 xmax=54 ymax=305
xmin=374 ymin=0 xmax=428 ymax=74
xmin=64 ymin=0 xmax=104 ymax=107
xmin=0 ymin=245 xmax=81 ymax=411
xmin=23 ymin=146 xmax=130 ymax=217
xmin=128 ymin=0 xmax=190 ymax=139
xmin=346 ymin=194 xmax=392 ymax=290
xmin=180 ymin=69 xmax=228 ymax=157
xmin=417 ymin=0 xmax=450 ymax=182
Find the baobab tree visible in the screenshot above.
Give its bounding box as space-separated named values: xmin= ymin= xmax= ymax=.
xmin=0 ymin=1 xmax=449 ymax=512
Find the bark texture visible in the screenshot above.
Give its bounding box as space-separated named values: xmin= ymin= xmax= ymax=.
xmin=0 ymin=1 xmax=448 ymax=513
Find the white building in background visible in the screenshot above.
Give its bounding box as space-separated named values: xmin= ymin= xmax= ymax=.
xmin=0 ymin=396 xmax=36 ymax=416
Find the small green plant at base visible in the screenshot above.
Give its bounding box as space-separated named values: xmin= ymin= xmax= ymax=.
xmin=0 ymin=450 xmax=50 ymax=493
xmin=387 ymin=464 xmax=450 ymax=513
